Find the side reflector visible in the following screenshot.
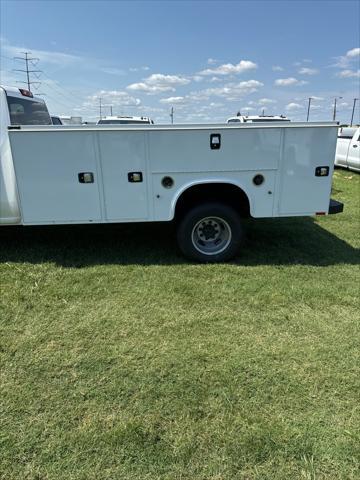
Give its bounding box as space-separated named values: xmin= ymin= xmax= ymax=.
xmin=316 ymin=212 xmax=326 ymax=216
xmin=19 ymin=88 xmax=33 ymax=98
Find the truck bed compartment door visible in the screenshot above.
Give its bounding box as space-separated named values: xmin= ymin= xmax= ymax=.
xmin=278 ymin=127 xmax=338 ymax=215
xmin=98 ymin=131 xmax=148 ymax=221
xmin=9 ymin=131 xmax=101 ymax=223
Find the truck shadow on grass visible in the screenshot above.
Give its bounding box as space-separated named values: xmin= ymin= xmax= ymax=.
xmin=0 ymin=217 xmax=359 ymax=267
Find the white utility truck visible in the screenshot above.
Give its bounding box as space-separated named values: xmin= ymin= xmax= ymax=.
xmin=1 ymin=85 xmax=343 ymax=262
xmin=97 ymin=116 xmax=154 ymax=125
xmin=335 ymin=126 xmax=360 ymax=172
xmin=227 ymin=115 xmax=290 ymax=124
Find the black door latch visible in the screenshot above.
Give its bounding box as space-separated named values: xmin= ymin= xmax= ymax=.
xmin=315 ymin=166 xmax=329 ymax=177
xmin=128 ymin=172 xmax=143 ymax=182
xmin=210 ymin=133 xmax=221 ymax=150
xmin=78 ymin=172 xmax=94 ymax=183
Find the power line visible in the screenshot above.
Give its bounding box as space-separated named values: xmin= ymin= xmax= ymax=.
xmin=40 ymin=70 xmax=81 ymax=100
xmin=0 ymin=54 xmax=14 ymax=61
xmin=13 ymin=52 xmax=42 ymax=92
xmin=40 ymin=71 xmax=95 ymax=115
xmin=39 ymin=91 xmax=77 ymax=112
xmin=1 ymin=66 xmax=81 ymax=111
xmin=4 ymin=58 xmax=98 ymax=118
xmin=40 ymin=80 xmax=77 ymax=109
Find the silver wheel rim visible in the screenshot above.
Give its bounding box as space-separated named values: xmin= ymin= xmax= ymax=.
xmin=191 ymin=216 xmax=232 ymax=256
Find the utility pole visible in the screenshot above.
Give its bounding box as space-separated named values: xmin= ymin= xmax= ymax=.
xmin=306 ymin=97 xmax=313 ymax=121
xmin=170 ymin=107 xmax=174 ymax=124
xmin=110 ymin=105 xmax=113 ymax=116
xmin=350 ymin=98 xmax=359 ymax=126
xmin=333 ymin=96 xmax=343 ymax=121
xmin=13 ymin=52 xmax=42 ymax=92
xmin=99 ymin=98 xmax=102 ymax=120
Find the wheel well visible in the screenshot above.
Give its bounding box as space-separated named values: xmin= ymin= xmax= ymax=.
xmin=174 ymin=183 xmax=250 ymax=219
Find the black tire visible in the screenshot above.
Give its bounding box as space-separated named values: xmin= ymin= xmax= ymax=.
xmin=176 ymin=202 xmax=243 ymax=263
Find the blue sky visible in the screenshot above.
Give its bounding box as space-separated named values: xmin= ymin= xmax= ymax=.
xmin=1 ymin=0 xmax=359 ymax=123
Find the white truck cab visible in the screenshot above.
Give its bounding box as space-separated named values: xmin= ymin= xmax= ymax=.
xmin=97 ymin=116 xmax=154 ymax=125
xmin=0 ymin=85 xmax=51 ymax=224
xmin=0 ymin=85 xmax=343 ymax=262
xmin=335 ymin=126 xmax=360 ymax=172
xmin=227 ymin=115 xmax=290 ymax=124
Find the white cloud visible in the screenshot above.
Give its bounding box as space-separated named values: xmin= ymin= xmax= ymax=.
xmin=247 ymin=98 xmax=277 ymax=108
xmin=185 ymin=113 xmax=211 ymax=121
xmin=275 ymin=77 xmax=308 ymax=86
xmin=199 ymin=80 xmax=264 ymax=100
xmin=101 ymin=67 xmax=125 ymax=76
xmin=272 ymin=65 xmax=284 ymax=72
xmin=3 ymin=38 xmax=81 ymax=66
xmin=190 ymin=80 xmax=264 ymax=101
xmin=346 ymin=47 xmax=360 ymax=58
xmin=87 ymin=90 xmax=141 ymax=106
xmin=127 ymin=83 xmax=172 ymax=94
xmin=332 ymin=47 xmax=360 ymax=68
xmin=258 ymin=98 xmax=277 ymax=105
xmin=129 ymin=66 xmax=150 ymax=72
xmin=160 ymin=96 xmax=186 ymax=104
xmin=199 ymin=60 xmax=257 ymax=76
xmin=199 ymin=102 xmax=224 ymax=110
xmin=2 ymin=36 xmax=130 ymax=81
xmin=207 ymin=58 xmax=217 ymax=65
xmin=336 ymin=69 xmax=360 ymax=78
xmin=311 ymin=96 xmax=324 ymax=101
xmin=298 ymin=67 xmax=319 ymax=75
xmin=285 ymin=102 xmax=303 ymax=111
xmin=142 ymin=74 xmax=190 ymax=86
xmin=127 ymin=73 xmax=190 ymax=94
xmin=293 ymin=59 xmax=312 ymax=67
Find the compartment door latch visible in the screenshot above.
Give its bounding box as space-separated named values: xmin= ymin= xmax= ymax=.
xmin=78 ymin=172 xmax=94 ymax=183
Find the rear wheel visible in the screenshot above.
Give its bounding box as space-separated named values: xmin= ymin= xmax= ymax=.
xmin=176 ymin=202 xmax=243 ymax=262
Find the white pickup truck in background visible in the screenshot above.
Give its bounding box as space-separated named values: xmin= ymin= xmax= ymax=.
xmin=0 ymin=85 xmax=343 ymax=262
xmin=227 ymin=115 xmax=290 ymax=124
xmin=335 ymin=126 xmax=360 ymax=172
xmin=97 ymin=116 xmax=154 ymax=125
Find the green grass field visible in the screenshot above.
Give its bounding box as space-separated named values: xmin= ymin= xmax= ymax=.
xmin=1 ymin=169 xmax=359 ymax=480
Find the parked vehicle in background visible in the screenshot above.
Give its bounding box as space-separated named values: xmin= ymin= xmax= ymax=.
xmin=227 ymin=115 xmax=290 ymax=124
xmin=51 ymin=115 xmax=63 ymax=125
xmin=60 ymin=116 xmax=83 ymax=125
xmin=335 ymin=127 xmax=360 ymax=173
xmin=97 ymin=116 xmax=154 ymax=125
